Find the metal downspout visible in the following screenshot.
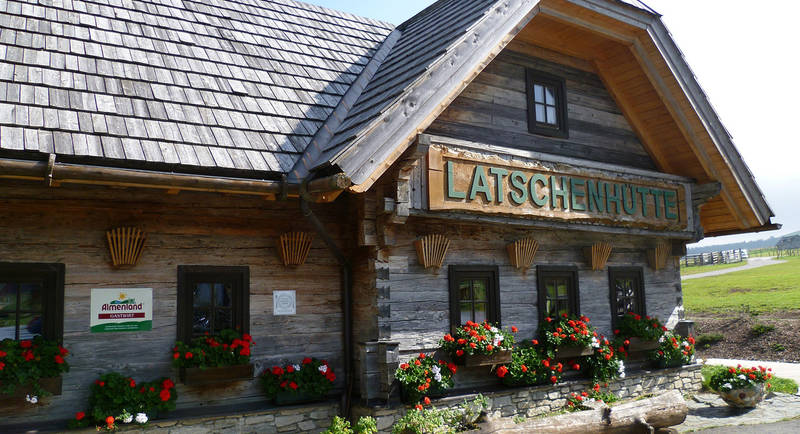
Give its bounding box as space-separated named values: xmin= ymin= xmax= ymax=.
xmin=299 ymin=180 xmax=354 ymax=418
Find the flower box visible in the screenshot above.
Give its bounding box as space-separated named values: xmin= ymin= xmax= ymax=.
xmin=400 ymin=384 xmax=448 ymax=405
xmin=719 ymin=384 xmax=765 ymax=408
xmin=553 ymin=345 xmax=593 ymax=359
xmin=0 ymin=376 xmax=62 ymax=402
xmin=456 ymin=350 xmax=512 ymax=367
xmin=651 ymin=359 xmax=683 ymax=369
xmin=272 ymin=389 xmax=326 ymax=406
xmin=179 ymin=364 xmax=253 ymax=386
xmin=626 ymin=337 xmax=660 ymax=351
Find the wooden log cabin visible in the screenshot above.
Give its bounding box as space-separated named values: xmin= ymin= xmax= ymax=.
xmin=0 ymin=0 xmax=777 ymax=430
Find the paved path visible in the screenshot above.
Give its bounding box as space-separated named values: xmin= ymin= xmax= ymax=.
xmin=682 ymin=257 xmax=785 ymax=280
xmin=675 ymin=392 xmax=800 ymax=433
xmin=703 ymin=358 xmax=800 ymax=393
xmin=694 ymin=418 xmax=800 ymax=433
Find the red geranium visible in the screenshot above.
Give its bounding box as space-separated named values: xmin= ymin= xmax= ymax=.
xmin=159 ymin=389 xmax=171 ymax=401
xmin=75 ymin=411 xmax=85 ymax=420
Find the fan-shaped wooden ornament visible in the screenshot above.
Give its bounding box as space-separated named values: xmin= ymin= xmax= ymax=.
xmin=414 ymin=234 xmax=450 ymax=269
xmin=584 ymin=242 xmax=613 ymax=271
xmin=106 ymin=227 xmax=147 ymax=267
xmin=279 ymin=232 xmax=314 ymax=267
xmin=647 ymin=242 xmax=671 ymax=271
xmin=507 ymin=237 xmax=539 ymax=270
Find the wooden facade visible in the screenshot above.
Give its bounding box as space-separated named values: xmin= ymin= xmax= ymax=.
xmin=0 ymin=0 xmax=777 ymax=430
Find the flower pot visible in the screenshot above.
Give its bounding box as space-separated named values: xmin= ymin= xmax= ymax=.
xmin=651 ymin=359 xmax=683 ymax=369
xmin=272 ymin=389 xmax=326 ymax=406
xmin=718 ymin=384 xmax=766 ymax=408
xmin=455 ymin=350 xmax=512 ymax=367
xmin=626 ymin=337 xmax=660 ymax=351
xmin=179 ymin=364 xmax=254 ymax=386
xmin=0 ymin=376 xmax=62 ymax=402
xmin=554 ymin=345 xmax=593 ymax=359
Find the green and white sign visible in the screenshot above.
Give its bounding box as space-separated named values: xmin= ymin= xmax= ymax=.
xmin=90 ymin=288 xmax=152 ymax=333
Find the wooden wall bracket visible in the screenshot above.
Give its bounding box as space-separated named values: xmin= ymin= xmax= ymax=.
xmin=507 ymin=237 xmax=539 ymax=271
xmin=106 ymin=227 xmax=147 ymax=267
xmin=647 ymin=242 xmax=671 ymax=271
xmin=279 ymin=232 xmax=314 ymax=267
xmin=414 ymin=234 xmax=450 ymax=269
xmin=584 ymin=242 xmax=612 ymax=271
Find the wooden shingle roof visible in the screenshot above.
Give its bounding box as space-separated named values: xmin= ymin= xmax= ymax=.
xmin=0 ymin=0 xmax=391 ymax=177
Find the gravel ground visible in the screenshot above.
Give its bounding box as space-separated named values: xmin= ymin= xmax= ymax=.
xmin=691 ymin=311 xmax=800 ymax=363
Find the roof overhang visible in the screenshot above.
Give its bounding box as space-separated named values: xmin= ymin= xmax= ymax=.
xmin=328 ymin=0 xmax=775 ymax=237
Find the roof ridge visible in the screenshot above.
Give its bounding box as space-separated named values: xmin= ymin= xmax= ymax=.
xmin=272 ymin=0 xmax=395 ymax=30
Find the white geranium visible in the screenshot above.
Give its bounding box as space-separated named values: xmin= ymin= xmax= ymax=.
xmin=431 ymin=365 xmax=443 ymax=382
xmin=618 ymin=361 xmax=626 ymax=379
xmin=658 ymin=336 xmax=666 ymax=343
xmin=25 ymin=394 xmax=38 ymax=404
xmin=590 ymin=336 xmax=600 ymax=348
xmin=493 ymin=336 xmax=503 ymax=346
xmin=135 ymin=413 xmax=148 ymax=424
xmin=318 ymin=364 xmax=328 ymax=374
xmin=722 ymin=382 xmax=733 ymax=390
xmin=738 ymin=374 xmax=747 ymax=381
xmin=292 ymin=364 xmax=302 ymax=372
xmin=490 ymin=327 xmax=499 ymax=334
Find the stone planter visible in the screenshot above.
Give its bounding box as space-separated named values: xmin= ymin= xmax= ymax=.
xmin=179 ymin=364 xmax=253 ymax=386
xmin=0 ymin=376 xmax=62 ymax=402
xmin=554 ymin=345 xmax=593 ymax=359
xmin=719 ymin=384 xmax=766 ymax=408
xmin=455 ymin=350 xmax=512 ymax=367
xmin=272 ymin=390 xmax=326 ymax=406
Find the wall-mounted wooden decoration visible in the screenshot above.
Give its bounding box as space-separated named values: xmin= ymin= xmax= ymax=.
xmin=279 ymin=232 xmax=314 ymax=267
xmin=106 ymin=227 xmax=146 ymax=267
xmin=647 ymin=242 xmax=671 ymax=271
xmin=507 ymin=237 xmax=539 ymax=271
xmin=584 ymin=242 xmax=612 ymax=271
xmin=414 ymin=234 xmax=450 ymax=269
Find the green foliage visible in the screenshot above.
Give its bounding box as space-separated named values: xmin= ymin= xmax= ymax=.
xmin=538 ymin=314 xmax=595 ymax=357
xmin=681 ymin=256 xmax=800 ymax=313
xmin=260 ymin=357 xmax=335 ymax=400
xmin=769 ymin=376 xmax=799 ymax=394
xmin=583 ymin=337 xmax=622 ymax=383
xmin=647 ymin=332 xmax=694 ymax=366
xmin=494 ymin=341 xmax=559 ymax=386
xmin=73 ymin=372 xmax=177 ymax=426
xmin=171 ymin=329 xmax=253 ymax=369
xmin=771 ymin=343 xmax=786 ymax=352
xmin=696 ymin=333 xmax=724 ymax=349
xmin=395 ymin=353 xmax=457 ymax=404
xmin=750 ymin=323 xmax=775 ymax=336
xmin=708 ymin=365 xmax=773 ymax=392
xmin=702 ymin=364 xmax=798 ymax=394
xmin=323 ymin=416 xmax=352 ymax=434
xmin=354 ymin=416 xmax=378 ymax=434
xmin=392 ymin=395 xmax=487 ymax=434
xmin=439 ymin=321 xmax=515 ymax=358
xmin=612 ymin=312 xmax=666 ymax=341
xmin=512 ymin=416 xmax=526 ymax=424
xmin=565 ymin=384 xmax=617 ymax=411
xmin=0 ymin=336 xmax=70 ymax=397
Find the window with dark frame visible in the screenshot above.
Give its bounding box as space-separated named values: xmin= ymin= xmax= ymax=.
xmin=177 ymin=266 xmax=249 ymax=342
xmin=609 ymin=267 xmax=645 ymax=326
xmin=526 ymin=69 xmax=568 ymax=138
xmin=0 ymin=263 xmax=65 ymax=342
xmin=537 ymin=266 xmax=579 ymax=320
xmin=448 ymin=265 xmax=500 ymax=330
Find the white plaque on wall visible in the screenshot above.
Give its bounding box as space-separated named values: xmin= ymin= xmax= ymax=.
xmin=273 ymin=290 xmax=296 ymax=315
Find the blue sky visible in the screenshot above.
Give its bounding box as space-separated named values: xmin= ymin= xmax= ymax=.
xmin=311 ymin=0 xmax=800 ymax=248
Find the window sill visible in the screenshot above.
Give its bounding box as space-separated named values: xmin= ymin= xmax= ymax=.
xmin=179 ymin=363 xmax=254 ymax=386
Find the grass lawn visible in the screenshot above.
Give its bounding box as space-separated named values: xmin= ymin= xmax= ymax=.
xmin=681 ymin=260 xmax=748 ymax=276
xmin=701 ymin=364 xmax=798 ymax=394
xmin=682 ymin=256 xmax=800 ymax=313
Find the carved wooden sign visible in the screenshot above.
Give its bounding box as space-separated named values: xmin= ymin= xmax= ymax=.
xmin=427 ymin=146 xmax=689 ymax=231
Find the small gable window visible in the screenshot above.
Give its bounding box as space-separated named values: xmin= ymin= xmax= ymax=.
xmin=526 ymin=69 xmax=568 ymax=138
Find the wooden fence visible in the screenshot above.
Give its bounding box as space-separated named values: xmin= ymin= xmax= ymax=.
xmin=681 ymin=249 xmax=745 ymax=267
xmin=777 ymin=248 xmax=800 ymax=258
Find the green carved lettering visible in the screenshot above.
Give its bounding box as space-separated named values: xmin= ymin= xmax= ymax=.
xmin=587 ymin=180 xmax=605 ymax=212
xmin=530 ymin=174 xmax=548 ymax=207
xmin=570 ymin=178 xmax=586 ymax=211
xmin=622 ymin=184 xmax=637 ymax=215
xmin=509 ymin=171 xmax=528 ymax=205
xmin=664 ymin=190 xmax=678 ymax=220
xmin=550 ymin=176 xmax=569 ymax=210
xmin=469 ymin=165 xmax=493 ymax=202
xmin=651 ymin=189 xmax=665 ymax=218
xmin=605 ymin=182 xmax=622 ymax=214
xmin=489 ymin=167 xmax=509 ymax=204
xmin=635 ymin=186 xmax=650 ymax=216
xmin=446 ymin=161 xmax=466 ymax=199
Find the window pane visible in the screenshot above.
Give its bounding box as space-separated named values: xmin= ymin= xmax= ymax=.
xmin=19 ymin=313 xmax=42 ymax=339
xmin=557 ymin=301 xmax=569 ymax=317
xmin=534 ymin=84 xmax=544 ymax=103
xmin=459 ymin=281 xmax=471 ymax=301
xmin=214 ymin=308 xmax=232 ymax=331
xmin=460 ymin=302 xmax=473 ymax=324
xmin=546 ymin=281 xmax=556 ymax=298
xmin=546 ymin=106 xmax=557 ymax=125
xmin=473 ymin=280 xmax=487 ymax=301
xmin=557 ymin=279 xmax=568 ymax=297
xmin=0 ymin=312 xmax=15 ymax=339
xmin=545 ymin=86 xmax=555 ymax=105
xmin=19 ymin=283 xmax=42 ymax=311
xmin=193 ymin=283 xmax=212 ymax=308
xmin=535 ymin=104 xmax=546 ymax=122
xmin=0 ymin=282 xmax=17 ymax=312
xmin=215 ymin=283 xmax=232 ymax=308
xmin=193 ymin=309 xmax=210 ymax=334
xmin=474 ymin=303 xmax=487 ymax=323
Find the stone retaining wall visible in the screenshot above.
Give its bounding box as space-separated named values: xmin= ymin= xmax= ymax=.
xmin=354 ymin=364 xmax=703 ymax=432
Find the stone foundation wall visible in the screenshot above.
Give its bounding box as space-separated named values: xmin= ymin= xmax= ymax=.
xmin=354 ymin=364 xmax=703 ymax=432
